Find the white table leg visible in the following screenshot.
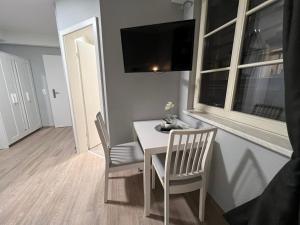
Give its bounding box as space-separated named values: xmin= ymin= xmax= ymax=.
xmin=144 ymin=151 xmax=151 ymax=216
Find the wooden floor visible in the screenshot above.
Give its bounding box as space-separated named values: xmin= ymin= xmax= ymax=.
xmin=0 ymin=127 xmax=228 ymax=225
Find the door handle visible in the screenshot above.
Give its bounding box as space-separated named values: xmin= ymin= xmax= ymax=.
xmin=52 ymin=89 xmax=56 ymax=98
xmin=52 ymin=89 xmax=60 ymax=98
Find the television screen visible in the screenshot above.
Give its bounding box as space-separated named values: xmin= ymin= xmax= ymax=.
xmin=120 ymin=19 xmax=195 ymax=73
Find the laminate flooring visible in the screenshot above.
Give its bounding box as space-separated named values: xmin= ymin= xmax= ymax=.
xmin=0 ymin=127 xmax=228 ymax=225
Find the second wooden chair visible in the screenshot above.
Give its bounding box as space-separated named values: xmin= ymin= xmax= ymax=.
xmin=95 ymin=112 xmax=144 ymax=203
xmin=151 ymin=128 xmax=217 ymax=225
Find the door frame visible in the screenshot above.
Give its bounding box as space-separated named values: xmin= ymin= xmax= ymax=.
xmin=59 ymin=17 xmax=109 ymax=153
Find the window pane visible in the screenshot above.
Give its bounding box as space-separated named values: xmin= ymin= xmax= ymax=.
xmin=206 ymin=0 xmax=239 ymax=33
xmin=241 ymin=0 xmax=284 ymax=64
xmin=233 ymin=64 xmax=285 ymax=122
xmin=202 ymin=24 xmax=235 ymax=70
xmin=199 ymin=71 xmax=229 ymax=108
xmin=248 ymin=0 xmax=268 ymax=9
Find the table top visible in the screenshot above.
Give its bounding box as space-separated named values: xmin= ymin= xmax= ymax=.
xmin=133 ymin=120 xmax=190 ymax=153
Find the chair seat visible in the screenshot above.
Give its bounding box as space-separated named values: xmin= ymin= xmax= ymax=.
xmin=110 ymin=141 xmax=144 ymax=167
xmin=152 ymin=153 xmax=202 ymax=186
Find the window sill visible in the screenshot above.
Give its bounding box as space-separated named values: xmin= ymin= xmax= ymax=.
xmin=184 ymin=110 xmax=292 ymax=158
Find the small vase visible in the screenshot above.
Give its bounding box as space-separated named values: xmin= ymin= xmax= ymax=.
xmin=164 ymin=114 xmax=177 ymax=126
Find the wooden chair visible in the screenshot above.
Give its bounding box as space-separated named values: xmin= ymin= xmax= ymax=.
xmin=95 ymin=112 xmax=144 ymax=203
xmin=151 ymin=128 xmax=217 ymax=225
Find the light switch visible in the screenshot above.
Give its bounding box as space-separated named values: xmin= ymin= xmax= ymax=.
xmin=11 ymin=93 xmax=16 ymax=104
xmin=26 ymin=92 xmax=31 ymax=102
xmin=42 ymin=89 xmax=47 ymax=95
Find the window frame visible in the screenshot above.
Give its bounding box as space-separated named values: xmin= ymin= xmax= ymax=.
xmin=193 ymin=0 xmax=287 ymax=137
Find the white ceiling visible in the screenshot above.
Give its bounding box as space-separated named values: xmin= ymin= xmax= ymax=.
xmin=0 ymin=0 xmax=59 ymax=47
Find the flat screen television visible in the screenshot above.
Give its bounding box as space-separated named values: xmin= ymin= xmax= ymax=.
xmin=120 ymin=19 xmax=195 ymax=73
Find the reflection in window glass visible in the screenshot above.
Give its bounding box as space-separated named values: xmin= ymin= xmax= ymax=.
xmin=199 ymin=71 xmax=229 ymax=108
xmin=233 ymin=64 xmax=285 ymax=122
xmin=248 ymin=0 xmax=267 ymax=9
xmin=241 ymin=0 xmax=284 ymax=64
xmin=202 ymin=24 xmax=235 ymax=70
xmin=206 ymin=0 xmax=239 ymax=33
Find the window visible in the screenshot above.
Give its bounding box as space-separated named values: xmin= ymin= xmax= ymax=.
xmin=200 ymin=71 xmax=229 ymax=108
xmin=203 ymin=24 xmax=236 ymax=71
xmin=233 ymin=64 xmax=285 ymax=122
xmin=194 ymin=0 xmax=287 ymax=136
xmin=205 ymin=0 xmax=239 ymax=33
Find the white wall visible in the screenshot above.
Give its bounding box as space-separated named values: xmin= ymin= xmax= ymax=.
xmin=0 ymin=44 xmax=61 ymax=126
xmin=179 ymin=1 xmax=290 ymax=212
xmin=0 ymin=29 xmax=59 ymax=47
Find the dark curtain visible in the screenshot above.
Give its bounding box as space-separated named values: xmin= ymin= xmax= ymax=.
xmin=224 ymin=0 xmax=300 ymax=224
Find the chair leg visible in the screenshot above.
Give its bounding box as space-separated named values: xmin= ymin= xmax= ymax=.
xmin=104 ymin=169 xmax=109 ymax=203
xmin=152 ymin=165 xmax=155 ymax=190
xmin=164 ymin=188 xmax=170 ymax=225
xmin=199 ymin=187 xmax=206 ymax=222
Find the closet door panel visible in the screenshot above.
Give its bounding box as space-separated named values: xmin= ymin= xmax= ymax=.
xmin=14 ymin=58 xmax=41 ymax=130
xmin=0 ymin=54 xmax=27 ymax=142
xmin=25 ymin=62 xmax=42 ymax=129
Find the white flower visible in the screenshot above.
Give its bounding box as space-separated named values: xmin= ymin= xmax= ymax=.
xmin=165 ymin=101 xmax=175 ymax=111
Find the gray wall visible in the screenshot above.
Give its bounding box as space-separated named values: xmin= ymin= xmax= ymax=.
xmin=179 ymin=2 xmax=290 ymax=212
xmin=55 ymin=0 xmax=100 ymax=31
xmin=0 ymin=44 xmax=61 ymax=126
xmin=100 ymin=0 xmax=182 ymax=145
xmin=179 ymin=1 xmax=200 ymax=119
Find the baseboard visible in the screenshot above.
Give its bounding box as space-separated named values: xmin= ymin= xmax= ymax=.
xmin=207 ymin=194 xmax=225 ymax=215
xmin=207 ymin=194 xmax=229 ymax=224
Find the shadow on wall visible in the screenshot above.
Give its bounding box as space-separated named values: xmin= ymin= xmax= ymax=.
xmin=209 ymin=142 xmax=267 ymax=211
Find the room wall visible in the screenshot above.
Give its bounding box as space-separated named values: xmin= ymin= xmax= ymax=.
xmin=56 ymin=0 xmax=184 ymax=145
xmin=0 ymin=44 xmax=61 ymax=126
xmin=100 ymin=0 xmax=182 ymax=145
xmin=55 ymin=0 xmax=101 ymax=31
xmin=179 ymin=2 xmax=290 ymax=212
xmin=179 ymin=0 xmax=200 ymax=119
xmin=55 ymin=0 xmax=106 ymax=134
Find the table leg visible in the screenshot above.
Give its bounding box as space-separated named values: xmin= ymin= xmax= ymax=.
xmin=144 ymin=151 xmax=151 ymax=216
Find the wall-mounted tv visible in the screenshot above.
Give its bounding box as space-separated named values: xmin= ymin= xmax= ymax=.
xmin=120 ymin=19 xmax=195 ymax=73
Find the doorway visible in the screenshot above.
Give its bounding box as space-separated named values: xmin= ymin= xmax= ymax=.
xmin=43 ymin=55 xmax=72 ymax=128
xmin=59 ymin=18 xmax=105 ymax=154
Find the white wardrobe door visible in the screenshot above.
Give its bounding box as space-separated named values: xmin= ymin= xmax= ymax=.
xmin=14 ymin=58 xmax=41 ymax=130
xmin=0 ymin=54 xmax=27 ymax=142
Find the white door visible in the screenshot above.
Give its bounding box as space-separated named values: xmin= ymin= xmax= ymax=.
xmin=14 ymin=58 xmax=41 ymax=130
xmin=0 ymin=53 xmax=27 ymax=142
xmin=43 ymin=55 xmax=72 ymax=127
xmin=76 ymin=40 xmax=101 ymax=149
xmin=62 ymin=23 xmax=103 ymax=153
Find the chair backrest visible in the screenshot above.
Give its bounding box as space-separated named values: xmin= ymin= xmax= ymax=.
xmin=95 ymin=112 xmax=110 ymax=164
xmin=96 ymin=112 xmax=110 ymax=148
xmin=164 ymin=128 xmax=217 ymax=182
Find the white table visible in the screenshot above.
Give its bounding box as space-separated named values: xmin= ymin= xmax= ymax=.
xmin=133 ymin=120 xmax=189 ymax=216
